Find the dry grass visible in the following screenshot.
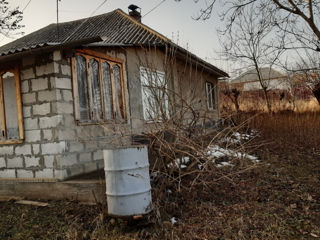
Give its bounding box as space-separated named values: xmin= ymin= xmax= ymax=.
xmin=221 ymin=95 xmax=320 ymax=113
xmin=0 ymin=112 xmax=320 ymax=239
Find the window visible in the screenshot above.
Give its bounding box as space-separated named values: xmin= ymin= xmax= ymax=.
xmin=0 ymin=67 xmax=24 ymax=144
xmin=72 ymin=50 xmax=127 ymax=123
xmin=205 ymin=81 xmax=216 ymax=110
xmin=140 ymin=67 xmax=169 ymax=121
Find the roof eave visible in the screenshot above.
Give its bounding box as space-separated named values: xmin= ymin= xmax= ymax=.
xmin=0 ymin=36 xmax=103 ymax=63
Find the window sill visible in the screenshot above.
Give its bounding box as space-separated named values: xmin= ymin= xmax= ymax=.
xmin=76 ymin=119 xmax=128 ymax=126
xmin=0 ymin=139 xmax=23 ymax=145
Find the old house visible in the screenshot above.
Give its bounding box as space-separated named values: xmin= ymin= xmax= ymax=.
xmin=0 ymin=7 xmax=227 ymax=200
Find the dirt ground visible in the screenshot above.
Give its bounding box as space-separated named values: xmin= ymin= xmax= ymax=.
xmin=0 ymin=112 xmax=319 ymax=240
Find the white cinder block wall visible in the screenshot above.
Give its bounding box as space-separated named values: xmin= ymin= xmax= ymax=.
xmin=0 ymin=50 xmax=131 ymax=181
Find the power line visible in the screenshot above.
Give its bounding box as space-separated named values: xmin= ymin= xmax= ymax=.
xmin=142 ymin=0 xmax=167 ymax=18
xmin=62 ymin=0 xmax=108 ymax=43
xmin=22 ymin=0 xmax=32 ymax=11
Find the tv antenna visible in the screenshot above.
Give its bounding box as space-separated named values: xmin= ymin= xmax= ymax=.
xmin=57 ymin=0 xmax=62 ymax=41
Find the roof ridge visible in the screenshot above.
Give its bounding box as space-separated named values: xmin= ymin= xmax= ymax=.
xmin=115 ymin=9 xmax=168 ymax=43
xmin=55 ymin=9 xmax=116 ymax=25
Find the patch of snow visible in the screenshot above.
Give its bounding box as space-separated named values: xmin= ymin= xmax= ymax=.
xmin=167 ymin=156 xmax=190 ymax=169
xmin=207 ymin=145 xmax=261 ymax=166
xmin=216 ymin=161 xmax=234 ymax=168
xmin=170 ymin=217 xmax=177 ymax=225
xmin=220 ymin=131 xmax=259 ymax=144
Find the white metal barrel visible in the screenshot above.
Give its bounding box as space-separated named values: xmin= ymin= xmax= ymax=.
xmin=103 ymin=146 xmax=152 ymax=216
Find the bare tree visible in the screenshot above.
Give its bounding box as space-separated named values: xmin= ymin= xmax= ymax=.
xmin=220 ymin=83 xmax=241 ymax=112
xmin=290 ymin=50 xmax=320 ymax=106
xmin=219 ymin=4 xmax=284 ymax=112
xmin=179 ymin=0 xmax=320 ymax=52
xmin=0 ymin=1 xmax=23 ymax=37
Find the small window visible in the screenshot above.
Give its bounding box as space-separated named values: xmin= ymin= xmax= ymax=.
xmin=0 ymin=68 xmax=24 ymax=144
xmin=72 ymin=50 xmax=127 ymax=123
xmin=140 ymin=67 xmax=169 ymax=121
xmin=206 ymin=81 xmax=216 ymax=110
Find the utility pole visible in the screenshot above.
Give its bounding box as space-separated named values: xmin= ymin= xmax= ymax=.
xmin=57 ymin=0 xmax=61 ymax=41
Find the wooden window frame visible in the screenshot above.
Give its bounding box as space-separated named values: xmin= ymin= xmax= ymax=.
xmin=0 ymin=66 xmax=24 ymax=145
xmin=205 ymin=81 xmax=216 ymax=111
xmin=72 ymin=49 xmax=128 ymax=124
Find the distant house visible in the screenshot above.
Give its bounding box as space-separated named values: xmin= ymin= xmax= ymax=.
xmin=229 ymin=68 xmax=290 ymax=92
xmin=0 ymin=6 xmax=227 ymax=189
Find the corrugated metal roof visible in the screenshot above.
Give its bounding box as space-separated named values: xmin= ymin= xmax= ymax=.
xmin=0 ymin=8 xmax=228 ymax=77
xmin=0 ymin=9 xmax=166 ymax=56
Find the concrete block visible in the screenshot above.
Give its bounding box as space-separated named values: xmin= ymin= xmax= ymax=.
xmin=0 ymin=157 xmax=6 ymax=168
xmin=17 ymin=170 xmax=33 ymax=178
xmin=52 ymin=102 xmax=73 ymax=114
xmin=69 ymin=141 xmax=85 ymax=152
xmin=32 ymin=78 xmax=49 ymax=91
xmin=0 ymin=169 xmax=16 ymax=178
xmin=22 ymin=92 xmax=36 ymax=104
xmin=54 ymin=169 xmax=68 ymax=180
xmin=21 ymin=80 xmax=29 ymax=93
xmin=15 ymin=144 xmax=32 ymax=155
xmin=36 ymin=62 xmax=54 ymax=76
xmin=57 ymin=129 xmax=76 ymax=140
xmin=67 ymin=165 xmax=84 ymax=177
xmin=0 ymin=146 xmax=14 ymax=155
xmin=35 ymin=169 xmax=54 ymax=178
xmin=62 ymin=90 xmax=73 ymax=102
xmin=61 ymin=64 xmax=71 ymax=76
xmin=24 ymin=118 xmax=38 ymax=130
xmin=33 ymin=103 xmax=50 ymax=116
xmin=38 ymin=90 xmax=61 ymax=102
xmin=41 ymin=141 xmax=66 ymax=155
xmin=21 ymin=68 xmax=35 ymax=79
xmin=79 ymin=152 xmax=92 ymax=163
xmin=44 ymin=155 xmax=54 ymax=168
xmin=32 ymin=144 xmax=40 ymax=155
xmin=56 ymin=154 xmax=77 ymax=167
xmin=53 ymin=50 xmax=62 ymax=61
xmin=39 ymin=115 xmax=62 ymax=129
xmin=64 ymin=115 xmax=75 ymax=126
xmin=93 ymin=150 xmax=103 ymax=160
xmin=42 ymin=129 xmax=53 ymax=140
xmin=83 ymin=162 xmax=97 ymax=173
xmin=85 ymin=141 xmax=98 ymax=150
xmin=25 ymin=130 xmax=41 ymax=142
xmin=23 ymin=106 xmax=31 ymax=118
xmin=25 ymin=156 xmax=40 ymax=168
xmin=51 ymin=77 xmax=72 ymax=89
xmin=7 ymin=157 xmax=23 ymax=168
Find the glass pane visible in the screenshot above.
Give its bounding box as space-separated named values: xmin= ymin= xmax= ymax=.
xmin=102 ymin=62 xmax=113 ymax=120
xmin=89 ymin=59 xmax=102 ymax=121
xmin=113 ymin=65 xmax=124 ymax=119
xmin=3 ymin=72 xmax=19 ymax=140
xmin=140 ymin=68 xmax=156 ymax=120
xmin=76 ymin=55 xmax=90 ymax=121
xmin=206 ymin=82 xmax=213 ymax=109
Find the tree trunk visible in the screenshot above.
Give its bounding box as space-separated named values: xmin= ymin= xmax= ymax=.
xmin=262 ymin=87 xmax=272 ymax=113
xmin=312 ymin=83 xmax=320 ymax=106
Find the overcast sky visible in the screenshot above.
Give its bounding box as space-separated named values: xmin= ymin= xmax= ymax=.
xmin=1 ymin=0 xmax=230 ymax=72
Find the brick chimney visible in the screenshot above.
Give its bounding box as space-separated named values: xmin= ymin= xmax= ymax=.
xmin=128 ymin=4 xmax=141 ymax=23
